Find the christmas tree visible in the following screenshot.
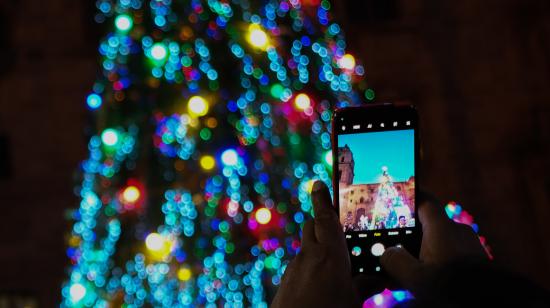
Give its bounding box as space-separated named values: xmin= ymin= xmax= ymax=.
xmin=61 ymin=0 xmax=371 ymax=306
xmin=370 ymin=166 xmax=412 ymax=230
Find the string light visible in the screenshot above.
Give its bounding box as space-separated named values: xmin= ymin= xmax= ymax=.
xmin=150 ymin=43 xmax=168 ymax=61
xmin=115 ymin=14 xmax=133 ymax=32
xmin=69 ymin=283 xmax=86 ymax=302
xmin=187 ymin=96 xmax=209 ymax=117
xmin=86 ymin=93 xmax=102 ymax=109
xmin=247 ymin=24 xmax=269 ymax=50
xmin=101 ymin=128 xmax=119 ymax=146
xmin=324 ymin=150 xmax=332 ymax=165
xmin=294 ymin=93 xmax=311 ymax=110
xmin=221 ymin=149 xmax=238 ymax=166
xmin=200 ymin=155 xmax=216 ymax=170
xmin=145 ymin=233 xmax=164 ymax=251
xmin=145 ymin=233 xmax=173 ymax=260
xmin=255 ymin=208 xmax=272 ymax=225
xmin=177 ymin=267 xmax=192 ymax=281
xmin=338 ymin=54 xmax=356 ymax=70
xmin=122 ymin=186 xmax=140 ymax=204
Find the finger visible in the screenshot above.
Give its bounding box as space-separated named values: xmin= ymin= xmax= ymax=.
xmin=352 ymin=275 xmax=386 ymax=301
xmin=417 ymin=200 xmax=452 ymax=232
xmin=300 ymin=219 xmax=317 ymax=251
xmin=380 ymin=246 xmax=422 ymax=291
xmin=279 ymin=255 xmax=301 ymax=285
xmin=311 ymin=181 xmax=340 ymax=244
xmin=453 ymin=223 xmax=488 ymax=259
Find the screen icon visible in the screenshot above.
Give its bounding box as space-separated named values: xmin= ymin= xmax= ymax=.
xmin=342 ymin=125 xmax=346 ymax=131
xmin=380 ymin=123 xmax=385 ymax=128
xmin=371 ymin=243 xmax=385 ymax=257
xmin=367 ymin=124 xmax=372 ymax=128
xmin=406 ymin=121 xmax=411 ymax=126
xmin=352 ymin=246 xmax=362 ymax=256
xmin=353 ymin=125 xmax=360 ymax=130
xmin=393 ymin=121 xmax=398 ymax=127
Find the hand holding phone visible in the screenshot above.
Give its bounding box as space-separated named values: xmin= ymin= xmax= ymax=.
xmin=271 ymin=181 xmax=362 ymax=308
xmin=332 ymin=104 xmax=422 ymax=275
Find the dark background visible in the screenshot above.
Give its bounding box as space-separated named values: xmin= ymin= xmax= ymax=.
xmin=0 ymin=0 xmax=549 ymax=306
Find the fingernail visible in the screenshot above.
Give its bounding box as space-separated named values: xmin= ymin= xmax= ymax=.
xmin=312 ymin=181 xmax=324 ymax=192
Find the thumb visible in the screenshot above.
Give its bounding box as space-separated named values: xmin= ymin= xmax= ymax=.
xmin=380 ymin=246 xmax=422 ymax=291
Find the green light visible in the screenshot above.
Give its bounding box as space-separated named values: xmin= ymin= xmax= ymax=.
xmin=276 ymin=202 xmax=287 ymax=214
xmin=225 ymin=242 xmax=235 ymax=254
xmin=150 ymin=43 xmax=167 ymax=61
xmin=219 ymin=221 xmax=230 ymax=233
xmin=200 ymin=128 xmax=212 ymax=140
xmin=270 ymin=84 xmax=284 ymax=99
xmin=115 ymin=14 xmax=133 ymax=32
xmin=101 ymin=128 xmax=119 ymax=147
xmin=365 ymin=88 xmax=375 ymax=100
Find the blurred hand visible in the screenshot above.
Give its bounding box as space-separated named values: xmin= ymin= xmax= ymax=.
xmin=380 ymin=194 xmax=488 ymax=297
xmin=271 ymin=181 xmax=365 ymax=308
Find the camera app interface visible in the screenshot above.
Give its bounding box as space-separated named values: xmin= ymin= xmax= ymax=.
xmin=338 ymin=129 xmax=415 ymax=232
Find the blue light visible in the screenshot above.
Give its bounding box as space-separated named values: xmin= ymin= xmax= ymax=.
xmin=86 ymin=93 xmax=102 ymax=109
xmin=393 ymin=290 xmax=408 ymax=302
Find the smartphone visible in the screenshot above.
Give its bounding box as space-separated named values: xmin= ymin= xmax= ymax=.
xmin=332 ymin=103 xmax=422 ymax=275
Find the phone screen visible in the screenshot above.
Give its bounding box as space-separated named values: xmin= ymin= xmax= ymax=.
xmin=333 ymin=105 xmax=420 ymax=275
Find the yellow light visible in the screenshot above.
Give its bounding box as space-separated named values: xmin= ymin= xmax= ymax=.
xmin=247 ymin=25 xmax=269 ymax=50
xmin=122 ymin=186 xmax=140 ymax=203
xmin=294 ymin=93 xmax=311 ymax=110
xmin=305 ymin=180 xmax=315 ymax=193
xmin=177 ymin=267 xmax=192 ymax=281
xmin=145 ymin=233 xmax=164 ymax=251
xmin=68 ymin=235 xmax=81 ymax=247
xmin=255 ymin=208 xmax=272 ymax=225
xmin=200 ymin=155 xmax=216 ymax=170
xmin=338 ymin=54 xmax=356 ymax=70
xmin=188 ymin=95 xmax=209 ymax=117
xmin=145 ymin=233 xmax=173 ymax=260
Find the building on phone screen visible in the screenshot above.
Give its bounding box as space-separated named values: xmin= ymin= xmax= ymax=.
xmin=338 ymin=145 xmax=415 ymax=231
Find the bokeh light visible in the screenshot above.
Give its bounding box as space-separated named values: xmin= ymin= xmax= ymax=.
xmin=69 ymin=283 xmax=86 ymax=302
xmin=122 ymin=186 xmax=140 ymax=203
xmin=145 ymin=233 xmax=164 ymax=251
xmin=151 ymin=43 xmax=168 ymax=61
xmin=115 ymin=14 xmax=133 ymax=32
xmin=247 ymin=24 xmax=269 ymax=50
xmin=86 ymin=93 xmax=102 ymax=109
xmin=338 ymin=54 xmax=356 ymax=70
xmin=294 ymin=93 xmax=311 ymax=110
xmin=324 ymin=150 xmax=333 ymax=165
xmin=188 ymin=95 xmax=209 ymax=117
xmin=255 ymin=208 xmax=272 ymax=225
xmin=200 ymin=155 xmax=216 ymax=170
xmin=177 ymin=267 xmax=192 ymax=281
xmin=221 ymin=149 xmax=238 ymax=166
xmin=101 ymin=128 xmax=119 ymax=146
